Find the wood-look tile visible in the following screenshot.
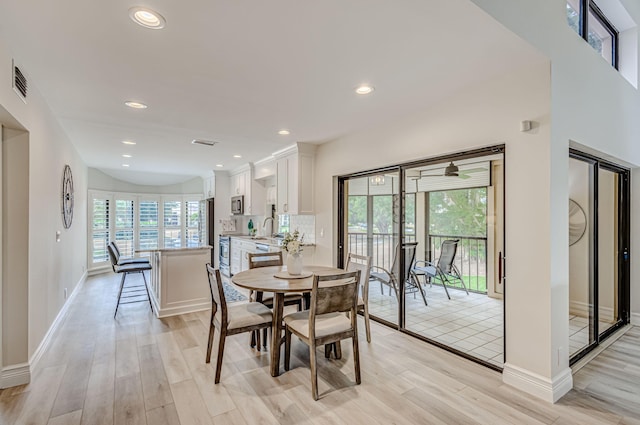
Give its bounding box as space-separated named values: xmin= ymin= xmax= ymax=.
xmin=47 ymin=409 xmax=83 ymax=425
xmin=155 ymin=332 xmax=192 ymax=384
xmin=81 ymin=360 xmax=115 ymax=425
xmin=169 ymin=379 xmax=214 ymax=425
xmin=146 ymin=404 xmax=181 ymax=425
xmin=114 ymin=373 xmax=146 ymax=425
xmin=138 ymin=343 xmax=173 ymax=411
xmin=50 ymin=342 xmax=95 ymax=417
xmin=3 ymin=273 xmax=640 ymax=425
xmin=181 ymin=346 xmax=236 ymax=418
xmin=115 ymin=337 xmax=140 ymax=378
xmin=14 ymin=365 xmax=66 ymax=425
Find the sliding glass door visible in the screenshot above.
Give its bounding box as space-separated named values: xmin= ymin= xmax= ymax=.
xmin=338 ymin=147 xmax=506 ymax=369
xmin=568 ymin=150 xmax=630 ymax=363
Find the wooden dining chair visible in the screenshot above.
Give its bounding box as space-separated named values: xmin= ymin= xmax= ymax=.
xmin=205 ymin=264 xmax=273 ymax=383
xmin=247 ymin=251 xmax=304 ymax=349
xmin=283 ymin=270 xmax=361 ymax=400
xmin=346 ymin=253 xmax=373 ymax=343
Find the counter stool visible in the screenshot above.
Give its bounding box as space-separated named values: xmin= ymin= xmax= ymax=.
xmin=107 ymin=244 xmax=153 ymax=317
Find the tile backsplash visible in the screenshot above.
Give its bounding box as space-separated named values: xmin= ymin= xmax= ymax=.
xmin=285 ymin=215 xmax=315 ymax=244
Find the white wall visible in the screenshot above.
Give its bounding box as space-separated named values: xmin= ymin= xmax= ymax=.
xmin=88 ymin=168 xmax=202 ymax=194
xmin=0 ymin=37 xmax=87 ymax=384
xmin=315 ymin=59 xmax=556 ymax=396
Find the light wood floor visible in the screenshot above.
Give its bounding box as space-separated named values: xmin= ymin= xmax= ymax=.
xmin=1 ymin=272 xmax=639 ymax=425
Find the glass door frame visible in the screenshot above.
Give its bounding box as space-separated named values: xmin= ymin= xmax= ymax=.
xmin=337 ymin=145 xmax=506 ymax=366
xmin=569 ymin=149 xmax=631 ymax=365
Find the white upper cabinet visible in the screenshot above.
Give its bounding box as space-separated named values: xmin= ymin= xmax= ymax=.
xmin=229 ymin=165 xmax=265 ymax=216
xmin=274 ymin=143 xmax=316 ymax=215
xmin=203 ymin=175 xmax=215 ymax=199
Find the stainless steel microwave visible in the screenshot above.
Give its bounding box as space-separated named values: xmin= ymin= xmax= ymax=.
xmin=231 ymin=195 xmax=244 ymax=215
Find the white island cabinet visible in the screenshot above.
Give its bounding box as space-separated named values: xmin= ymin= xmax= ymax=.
xmin=140 ymin=246 xmax=212 ymax=318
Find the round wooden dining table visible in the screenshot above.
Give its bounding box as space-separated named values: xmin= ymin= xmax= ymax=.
xmin=231 ymin=265 xmax=343 ymax=377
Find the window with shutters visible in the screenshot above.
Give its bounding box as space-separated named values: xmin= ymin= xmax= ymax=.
xmin=91 ymin=197 xmax=110 ymax=264
xmin=139 ymin=200 xmax=159 ymax=250
xmin=163 ymin=200 xmax=182 ymax=248
xmin=185 ymin=200 xmax=200 ymax=247
xmin=88 ymin=191 xmax=202 ymax=269
xmin=114 ymin=199 xmax=135 ymax=257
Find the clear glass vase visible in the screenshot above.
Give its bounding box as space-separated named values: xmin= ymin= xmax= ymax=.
xmin=287 ymin=252 xmax=303 ymax=275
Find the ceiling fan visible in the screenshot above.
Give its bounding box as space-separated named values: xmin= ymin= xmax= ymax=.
xmin=406 ymin=161 xmax=488 ymax=180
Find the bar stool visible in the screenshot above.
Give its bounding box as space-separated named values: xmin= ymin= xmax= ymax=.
xmin=107 ymin=244 xmax=153 ymax=317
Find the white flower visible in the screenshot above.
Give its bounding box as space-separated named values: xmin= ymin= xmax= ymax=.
xmin=287 ymin=240 xmax=301 ymax=255
xmin=282 ymin=229 xmax=304 ymax=254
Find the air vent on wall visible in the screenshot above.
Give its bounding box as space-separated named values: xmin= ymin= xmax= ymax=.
xmin=191 ymin=139 xmax=218 ymax=147
xmin=12 ymin=60 xmax=27 ymax=101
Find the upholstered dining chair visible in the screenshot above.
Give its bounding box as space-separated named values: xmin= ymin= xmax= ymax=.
xmin=247 ymin=251 xmax=304 ymax=349
xmin=107 ymin=243 xmax=153 ymax=318
xmin=283 ymin=270 xmax=361 ymax=400
xmin=345 ymin=253 xmax=373 ymax=343
xmin=205 ymin=264 xmax=273 ymax=383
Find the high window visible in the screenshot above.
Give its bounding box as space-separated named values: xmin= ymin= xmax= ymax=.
xmin=567 ymin=0 xmax=619 ymax=68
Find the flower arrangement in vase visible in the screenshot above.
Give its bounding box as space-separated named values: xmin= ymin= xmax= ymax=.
xmin=282 ymin=229 xmax=304 ymax=274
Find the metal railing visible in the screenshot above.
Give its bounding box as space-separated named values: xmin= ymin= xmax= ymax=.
xmin=347 ymin=232 xmax=487 ymax=293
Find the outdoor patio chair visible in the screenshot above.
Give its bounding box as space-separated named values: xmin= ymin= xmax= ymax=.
xmin=369 ymin=242 xmax=427 ymax=306
xmin=413 ymin=239 xmax=469 ymax=300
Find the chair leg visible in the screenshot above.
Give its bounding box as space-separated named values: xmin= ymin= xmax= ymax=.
xmin=310 ymin=342 xmax=318 ymax=400
xmin=206 ymin=318 xmax=215 ymax=363
xmin=256 ymin=329 xmax=261 ymax=352
xmin=324 ymin=345 xmax=331 ymax=359
xmin=114 ymin=272 xmax=127 ymax=318
xmin=214 ymin=331 xmax=226 ymax=384
xmin=411 ymin=272 xmax=428 ymax=306
xmin=262 ymin=328 xmax=268 ymax=348
xmin=352 ymin=334 xmax=361 ymax=385
xmin=363 ymin=305 xmax=371 ymax=343
xmin=440 ymin=273 xmax=452 ymax=300
xmin=334 ymin=341 xmax=342 ymax=359
xmin=141 ymin=271 xmax=153 ymax=313
xmin=250 ymin=330 xmax=257 ymax=348
xmin=284 ymin=328 xmax=292 ymax=371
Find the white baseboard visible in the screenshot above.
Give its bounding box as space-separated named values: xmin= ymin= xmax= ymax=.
xmin=29 ymin=271 xmax=88 ymax=372
xmin=0 ymin=363 xmax=30 ymax=389
xmin=631 ymin=312 xmax=640 ymax=326
xmin=503 ymin=363 xmax=573 ymax=403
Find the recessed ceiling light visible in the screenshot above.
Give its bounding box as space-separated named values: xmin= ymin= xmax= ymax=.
xmin=278 ymin=129 xmax=290 ymax=135
xmin=122 ymin=154 xmax=132 ymax=158
xmin=216 ymin=164 xmax=223 ymax=167
xmin=122 ymin=164 xmax=130 ymax=167
xmin=355 ymin=85 xmax=375 ymax=95
xmin=125 ymin=101 xmax=147 ymax=109
xmin=233 ymin=154 xmax=242 ymax=158
xmin=129 ymin=7 xmax=166 ymax=29
xmin=122 ymin=140 xmax=137 ymax=145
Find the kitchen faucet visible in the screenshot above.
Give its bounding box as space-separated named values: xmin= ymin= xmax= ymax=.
xmin=263 ymin=216 xmax=274 ymax=236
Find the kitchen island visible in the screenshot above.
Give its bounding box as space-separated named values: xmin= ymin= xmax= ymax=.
xmin=138 ymin=245 xmax=212 ymax=318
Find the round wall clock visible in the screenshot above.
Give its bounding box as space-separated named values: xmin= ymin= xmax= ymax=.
xmin=61 ymin=165 xmax=74 ymax=229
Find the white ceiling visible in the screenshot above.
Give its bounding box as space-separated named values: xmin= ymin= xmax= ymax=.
xmin=0 ymin=0 xmax=543 ymax=185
